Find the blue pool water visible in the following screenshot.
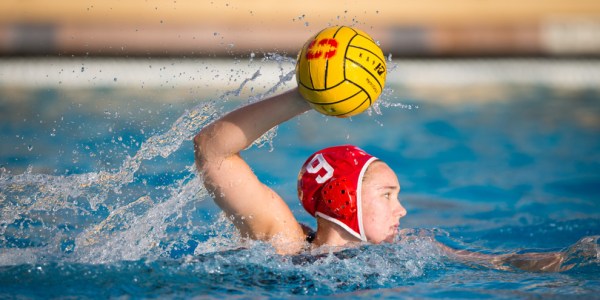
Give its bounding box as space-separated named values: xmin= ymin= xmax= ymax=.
xmin=0 ymin=58 xmax=599 ymax=298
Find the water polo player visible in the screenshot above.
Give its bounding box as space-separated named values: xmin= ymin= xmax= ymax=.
xmin=193 ymin=86 xmax=585 ymax=272
xmin=194 ymin=88 xmax=406 ymax=254
xmin=194 ymin=26 xmax=581 ymax=270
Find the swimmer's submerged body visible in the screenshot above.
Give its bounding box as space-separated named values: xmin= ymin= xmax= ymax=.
xmin=193 ymin=87 xmax=582 ymax=272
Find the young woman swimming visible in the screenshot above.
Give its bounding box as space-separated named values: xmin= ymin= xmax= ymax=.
xmin=194 ymin=87 xmax=581 ymax=272
xmin=194 ymin=87 xmax=405 ymax=254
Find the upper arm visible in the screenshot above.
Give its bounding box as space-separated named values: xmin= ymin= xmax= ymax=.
xmin=194 ymin=130 xmax=305 ymax=253
xmin=192 ymin=89 xmax=311 ymax=253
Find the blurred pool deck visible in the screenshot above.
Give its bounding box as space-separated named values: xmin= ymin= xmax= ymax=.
xmin=1 ymin=0 xmax=599 ymax=57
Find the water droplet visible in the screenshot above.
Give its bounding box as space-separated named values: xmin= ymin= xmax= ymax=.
xmin=27 ymin=145 xmax=33 ymax=151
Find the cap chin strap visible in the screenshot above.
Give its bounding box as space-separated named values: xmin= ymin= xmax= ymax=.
xmin=355 ymin=156 xmax=377 ymax=242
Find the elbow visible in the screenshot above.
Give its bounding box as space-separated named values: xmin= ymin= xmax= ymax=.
xmin=194 ymin=121 xmax=240 ymax=171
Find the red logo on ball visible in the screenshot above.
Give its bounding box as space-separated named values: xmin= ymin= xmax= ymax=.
xmin=306 ymin=38 xmax=338 ymax=60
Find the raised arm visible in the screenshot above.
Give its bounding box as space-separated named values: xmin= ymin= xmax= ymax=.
xmin=194 ymin=87 xmax=312 ymax=253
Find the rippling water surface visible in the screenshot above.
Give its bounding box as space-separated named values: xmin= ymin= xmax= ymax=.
xmin=0 ymin=58 xmax=599 ymax=298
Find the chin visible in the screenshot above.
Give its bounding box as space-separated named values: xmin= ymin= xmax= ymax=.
xmin=374 ymin=235 xmax=395 ymax=244
xmin=367 ymin=231 xmax=395 ymax=244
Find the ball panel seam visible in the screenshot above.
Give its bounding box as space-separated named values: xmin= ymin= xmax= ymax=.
xmin=329 ymin=95 xmax=370 ymax=117
xmin=345 ymin=57 xmax=383 ymax=92
xmin=301 ymin=89 xmax=364 ymax=105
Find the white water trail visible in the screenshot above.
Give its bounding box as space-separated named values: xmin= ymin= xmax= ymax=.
xmin=0 ymin=54 xmax=298 ymax=265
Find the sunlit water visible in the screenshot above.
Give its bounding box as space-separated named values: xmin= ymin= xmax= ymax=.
xmin=1 ymin=57 xmax=599 ymax=298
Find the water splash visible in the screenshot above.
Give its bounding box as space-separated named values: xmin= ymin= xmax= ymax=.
xmin=0 ymin=99 xmax=217 ymax=264
xmin=0 ymin=51 xmax=429 ymax=268
xmin=559 ymin=235 xmax=600 ymax=270
xmin=0 ymin=55 xmax=298 ymax=266
xmin=181 ymin=231 xmax=446 ymax=295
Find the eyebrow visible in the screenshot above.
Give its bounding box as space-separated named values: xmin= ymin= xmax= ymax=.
xmin=378 ymin=185 xmax=400 ymax=191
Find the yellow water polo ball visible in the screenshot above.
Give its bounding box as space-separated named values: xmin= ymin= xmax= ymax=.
xmin=296 ymin=26 xmax=387 ymax=117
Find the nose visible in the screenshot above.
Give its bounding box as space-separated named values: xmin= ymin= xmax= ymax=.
xmin=394 ymin=200 xmax=407 ymax=219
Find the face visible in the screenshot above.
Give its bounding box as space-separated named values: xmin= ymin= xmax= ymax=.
xmin=360 ymin=161 xmax=407 ymax=244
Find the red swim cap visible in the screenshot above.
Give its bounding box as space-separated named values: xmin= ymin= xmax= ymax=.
xmin=297 ymin=145 xmax=377 ymax=241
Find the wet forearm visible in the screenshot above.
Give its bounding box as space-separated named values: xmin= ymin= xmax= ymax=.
xmin=439 ymin=242 xmax=568 ymax=272
xmin=498 ymin=252 xmax=567 ymax=272
xmin=194 ymin=88 xmax=311 ymax=164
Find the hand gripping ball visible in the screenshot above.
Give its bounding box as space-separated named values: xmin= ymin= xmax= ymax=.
xmin=296 ymin=26 xmax=387 ymax=117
